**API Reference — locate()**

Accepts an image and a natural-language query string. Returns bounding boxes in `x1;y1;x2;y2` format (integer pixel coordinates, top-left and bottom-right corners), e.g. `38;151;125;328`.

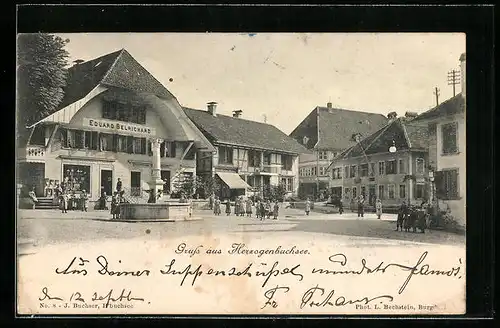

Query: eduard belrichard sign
83;118;156;136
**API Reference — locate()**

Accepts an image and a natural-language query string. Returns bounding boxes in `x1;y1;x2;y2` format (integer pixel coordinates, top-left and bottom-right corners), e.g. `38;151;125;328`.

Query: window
161;141;177;158
352;187;357;198
83;131;99;150
130;172;141;196
344;187;350;199
312;167;317;176
360;164;369;177
361;186;366;198
318;151;328;160
332;167;342;179
116;135;128;153
280;177;294;192
263;153;272;165
399;185;406;199
102;100;147;125
218;146;233;164
388;185;395;199
442;122;458;154
350;165;357;178
281;154;293;171
416;158;425;174
435;169;459;200
378;185;385;200
99;133;114;152
62;164;90;194
344;166;349;179
415;184;425;199
248;150;261;167
398;159;405;174
369;163;376;176
378;161;385;175
133;138;146;154
386;160;397;175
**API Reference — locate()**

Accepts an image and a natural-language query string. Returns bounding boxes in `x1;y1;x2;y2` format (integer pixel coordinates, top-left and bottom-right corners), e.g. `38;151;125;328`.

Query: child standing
111;192;118;219
259;201;266;221
225;199;231;216
81;190;89;212
305;198;311;216
375;198;383;220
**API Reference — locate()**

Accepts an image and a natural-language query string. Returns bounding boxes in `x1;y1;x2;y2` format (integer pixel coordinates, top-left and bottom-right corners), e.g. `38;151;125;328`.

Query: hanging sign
83;118;156;136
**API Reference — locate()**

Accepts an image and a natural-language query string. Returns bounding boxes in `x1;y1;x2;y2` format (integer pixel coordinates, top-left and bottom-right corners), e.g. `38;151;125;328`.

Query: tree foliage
263;184;288;202
17;33;70;142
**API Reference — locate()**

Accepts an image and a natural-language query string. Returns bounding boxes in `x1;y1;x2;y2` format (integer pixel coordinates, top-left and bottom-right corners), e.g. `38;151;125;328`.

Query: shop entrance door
100;170;113;196
160;170;170;194
130;172;141;196
368;185;376;206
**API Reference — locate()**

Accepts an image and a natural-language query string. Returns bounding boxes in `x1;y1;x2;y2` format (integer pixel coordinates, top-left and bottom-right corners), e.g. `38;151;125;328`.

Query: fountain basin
118;202;197;222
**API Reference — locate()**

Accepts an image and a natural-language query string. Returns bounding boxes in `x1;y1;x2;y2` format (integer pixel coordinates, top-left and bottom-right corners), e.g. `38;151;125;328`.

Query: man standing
116;178;122;193
357;194;365;218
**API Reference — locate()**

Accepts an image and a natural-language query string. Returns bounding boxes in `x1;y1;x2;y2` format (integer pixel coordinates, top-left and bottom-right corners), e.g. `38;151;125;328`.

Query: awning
216;172;251;190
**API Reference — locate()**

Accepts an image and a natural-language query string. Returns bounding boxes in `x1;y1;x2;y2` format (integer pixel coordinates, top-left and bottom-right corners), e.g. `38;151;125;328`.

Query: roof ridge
360;119;395;153
184;107;276;127
99;49;125;84
415;94;462;119
401;120;412;148
318;106;388;118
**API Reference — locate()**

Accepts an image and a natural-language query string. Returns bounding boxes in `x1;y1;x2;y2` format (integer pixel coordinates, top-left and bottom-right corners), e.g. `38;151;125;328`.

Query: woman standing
225;199;231;216
305;198;311;216
81;190;89;212
214;196;221;215
246;198;253;217
273;200;279;220
375;198;383;220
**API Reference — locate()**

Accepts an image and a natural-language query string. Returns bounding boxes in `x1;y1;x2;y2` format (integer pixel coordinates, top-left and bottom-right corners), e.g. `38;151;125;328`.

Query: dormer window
302;136;309;145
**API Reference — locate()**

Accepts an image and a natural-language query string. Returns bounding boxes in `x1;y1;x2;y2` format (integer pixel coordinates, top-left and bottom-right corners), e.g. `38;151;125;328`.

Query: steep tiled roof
316;107;389;150
54;49;175;113
184;108;310;154
412;95;465;121
339;118;428;159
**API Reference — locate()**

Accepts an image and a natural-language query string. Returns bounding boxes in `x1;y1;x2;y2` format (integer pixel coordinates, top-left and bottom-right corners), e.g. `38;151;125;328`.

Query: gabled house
411;53;466;227
289;103;388;199
328;114;429;208
184;104;308;200
17;49;214;204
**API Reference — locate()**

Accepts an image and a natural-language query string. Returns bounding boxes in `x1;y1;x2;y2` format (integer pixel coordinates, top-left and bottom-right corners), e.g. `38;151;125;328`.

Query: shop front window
62;164;91;194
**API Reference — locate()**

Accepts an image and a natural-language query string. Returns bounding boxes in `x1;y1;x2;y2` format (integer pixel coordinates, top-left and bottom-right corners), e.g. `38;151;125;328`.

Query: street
17;207;465;249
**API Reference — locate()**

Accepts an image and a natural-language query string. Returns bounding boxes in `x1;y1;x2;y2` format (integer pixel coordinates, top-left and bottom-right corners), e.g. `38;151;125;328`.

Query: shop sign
83;118;156;136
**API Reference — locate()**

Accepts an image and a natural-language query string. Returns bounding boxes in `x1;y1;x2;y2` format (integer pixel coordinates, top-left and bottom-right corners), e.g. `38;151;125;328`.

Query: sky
57;33;465;134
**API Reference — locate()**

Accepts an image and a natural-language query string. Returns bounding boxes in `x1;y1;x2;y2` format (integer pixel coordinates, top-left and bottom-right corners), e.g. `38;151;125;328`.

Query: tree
17;33;70;143
264;184;288;202
195;176;221;199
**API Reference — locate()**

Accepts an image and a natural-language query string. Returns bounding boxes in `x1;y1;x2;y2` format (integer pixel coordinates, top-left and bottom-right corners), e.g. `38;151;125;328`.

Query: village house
328;113;429;208
410;53;466;227
289;103;388;199
184;105;308;200
17;49;215;206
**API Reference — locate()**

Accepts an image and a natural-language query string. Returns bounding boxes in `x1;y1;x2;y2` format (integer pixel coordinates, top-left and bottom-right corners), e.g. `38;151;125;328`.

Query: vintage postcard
16;32;466;315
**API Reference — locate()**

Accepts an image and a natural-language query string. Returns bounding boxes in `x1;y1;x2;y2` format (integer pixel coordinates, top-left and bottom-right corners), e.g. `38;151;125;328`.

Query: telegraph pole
433;87;440;106
447;69;460;96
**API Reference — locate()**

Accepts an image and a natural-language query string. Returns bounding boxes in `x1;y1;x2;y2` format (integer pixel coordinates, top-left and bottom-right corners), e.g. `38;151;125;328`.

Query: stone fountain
118;138;196;222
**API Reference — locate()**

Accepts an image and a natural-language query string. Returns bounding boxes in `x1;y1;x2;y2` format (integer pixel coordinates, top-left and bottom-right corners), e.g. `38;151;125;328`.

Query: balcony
262;164;281;174
18;146;46;163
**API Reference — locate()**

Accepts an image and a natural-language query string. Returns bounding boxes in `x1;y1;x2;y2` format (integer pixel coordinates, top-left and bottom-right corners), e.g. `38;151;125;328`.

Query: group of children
58;190;90;213
211;196;280;220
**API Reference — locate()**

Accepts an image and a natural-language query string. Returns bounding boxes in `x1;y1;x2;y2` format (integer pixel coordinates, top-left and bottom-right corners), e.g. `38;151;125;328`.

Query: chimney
327;102;332;109
232;110;243;118
207;102;218;117
459;53;466;97
404;111;418;120
387;111;398;121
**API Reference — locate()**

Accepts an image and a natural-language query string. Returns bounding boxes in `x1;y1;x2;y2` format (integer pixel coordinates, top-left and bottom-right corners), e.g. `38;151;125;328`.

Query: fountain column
148;138;164;203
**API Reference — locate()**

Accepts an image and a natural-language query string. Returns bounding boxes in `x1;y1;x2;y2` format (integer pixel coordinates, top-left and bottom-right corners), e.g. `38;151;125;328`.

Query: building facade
184;105;307;200
328;116;429;208
17;49;215;203
411;53;466;227
289;103;388;199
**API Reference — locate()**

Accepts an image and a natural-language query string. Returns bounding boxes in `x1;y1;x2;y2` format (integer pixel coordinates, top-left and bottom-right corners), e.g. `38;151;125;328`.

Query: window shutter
127;136;134;154
112;134;117;152
160;141;166;158
171;142;177;158
147;140;152;156
451;170;459;198
91;132;98;150
434;171;445;199
141;138;146;155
